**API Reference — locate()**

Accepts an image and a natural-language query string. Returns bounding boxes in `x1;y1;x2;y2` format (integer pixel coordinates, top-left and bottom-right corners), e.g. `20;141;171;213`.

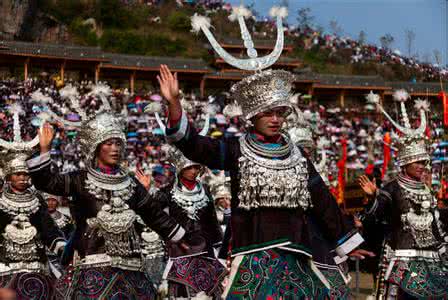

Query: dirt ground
349;272;375;299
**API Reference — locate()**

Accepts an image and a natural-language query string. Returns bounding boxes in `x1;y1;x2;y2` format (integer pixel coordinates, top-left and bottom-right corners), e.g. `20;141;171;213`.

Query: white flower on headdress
191;13;211;33
317;137;330;149
30;89;53;104
59;84;80;99
88;82;112;97
289;93;301;105
8;103;24;115
223;103;243;118
205;103;219;117
365;91;380;104
269;6;288;18
36;112;52;122
393;89;410;102
229;5;252;22
144;102;163;114
414;98;430;111
180;98;193;113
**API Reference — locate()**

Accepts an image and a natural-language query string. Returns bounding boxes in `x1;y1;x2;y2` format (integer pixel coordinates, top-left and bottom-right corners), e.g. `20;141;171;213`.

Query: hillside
0;0;445;82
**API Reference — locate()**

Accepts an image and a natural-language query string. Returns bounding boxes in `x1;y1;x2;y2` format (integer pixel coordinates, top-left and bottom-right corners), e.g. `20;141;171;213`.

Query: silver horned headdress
191;6;287;71
191;5;293;120
0;104;40;176
366;90;429;167
33;83;126;163
161;144;201;174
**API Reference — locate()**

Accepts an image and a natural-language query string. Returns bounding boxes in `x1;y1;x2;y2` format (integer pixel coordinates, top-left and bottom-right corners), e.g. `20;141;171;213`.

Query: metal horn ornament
191;5;288;71
0;103;39;151
366;90;426;137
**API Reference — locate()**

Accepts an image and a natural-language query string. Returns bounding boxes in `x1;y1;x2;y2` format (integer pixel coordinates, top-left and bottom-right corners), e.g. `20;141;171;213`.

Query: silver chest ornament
0;189;41;262
171;183;210;220
51;211;70;229
238;135;312;210
85;167;141;257
399;182;438;248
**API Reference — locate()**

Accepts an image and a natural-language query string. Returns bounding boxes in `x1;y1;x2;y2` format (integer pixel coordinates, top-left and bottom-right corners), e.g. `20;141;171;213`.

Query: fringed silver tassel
238;157;312;210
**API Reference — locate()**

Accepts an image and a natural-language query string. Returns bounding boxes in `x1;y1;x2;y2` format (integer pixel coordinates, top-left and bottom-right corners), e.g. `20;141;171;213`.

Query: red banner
438;91;448;127
382;132;391;179
336;138;347;204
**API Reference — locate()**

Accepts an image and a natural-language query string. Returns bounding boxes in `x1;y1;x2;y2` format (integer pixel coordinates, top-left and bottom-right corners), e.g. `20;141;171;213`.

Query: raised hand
38;122;55;154
358;175;377;196
158;64;179;104
135;167;151;191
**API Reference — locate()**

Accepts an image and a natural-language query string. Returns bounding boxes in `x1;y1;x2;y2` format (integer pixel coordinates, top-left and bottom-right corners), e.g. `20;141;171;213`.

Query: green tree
296;7;314;31
167;11;191;32
69;18;98;46
379;33;394;49
95;0;135;29
358;30;367;45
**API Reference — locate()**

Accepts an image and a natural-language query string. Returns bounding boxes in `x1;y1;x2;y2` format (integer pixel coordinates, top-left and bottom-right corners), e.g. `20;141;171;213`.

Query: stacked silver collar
85;166;141;258
0;186;40;216
238;134;312;210
0;186;41;263
85;166;136;203
171;182;210;220
398;175;439;248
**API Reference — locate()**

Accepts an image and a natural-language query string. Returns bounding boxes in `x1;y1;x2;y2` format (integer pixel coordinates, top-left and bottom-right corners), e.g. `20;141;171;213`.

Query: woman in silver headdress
138;144;225;298
358;91;448;299
26;84;190;299
0;104;66;300
154;61;372;299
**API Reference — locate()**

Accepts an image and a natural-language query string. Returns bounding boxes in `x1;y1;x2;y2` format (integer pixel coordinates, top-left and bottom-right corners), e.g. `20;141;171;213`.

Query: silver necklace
85;166;136;203
171;182;210;220
238;134;312;210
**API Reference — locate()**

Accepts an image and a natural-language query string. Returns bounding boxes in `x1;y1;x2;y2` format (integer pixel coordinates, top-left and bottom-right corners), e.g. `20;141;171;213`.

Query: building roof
296;73;386;87
0;40;106;61
385;81;446;94
101;53;211;72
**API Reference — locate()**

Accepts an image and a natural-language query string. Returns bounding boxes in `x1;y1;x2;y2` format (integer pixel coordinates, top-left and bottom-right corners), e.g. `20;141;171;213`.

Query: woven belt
77;253;142;272
0;261;47;276
394;249;440;259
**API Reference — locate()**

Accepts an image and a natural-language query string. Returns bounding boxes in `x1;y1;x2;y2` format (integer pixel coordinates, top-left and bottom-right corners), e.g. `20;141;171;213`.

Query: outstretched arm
27;123;75;196
155;65;239;171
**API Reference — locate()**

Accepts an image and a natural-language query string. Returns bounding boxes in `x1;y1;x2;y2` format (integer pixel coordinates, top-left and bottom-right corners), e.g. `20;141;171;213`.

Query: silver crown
79;111;126;163
0;104;40;176
0;151;30;176
32;83;126;164
366;90;429;167
231;69;295;120
161;145;201;174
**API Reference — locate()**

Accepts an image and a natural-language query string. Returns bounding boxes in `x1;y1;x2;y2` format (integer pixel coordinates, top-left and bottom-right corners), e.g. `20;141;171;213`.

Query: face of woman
253;107;290;137
404;160;427;181
9;172;30;192
97;138;123;167
180;165;201;181
47;198;59;213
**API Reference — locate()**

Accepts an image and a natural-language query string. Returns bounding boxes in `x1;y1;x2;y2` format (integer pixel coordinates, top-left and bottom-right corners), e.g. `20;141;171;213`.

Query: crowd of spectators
0;76;447;196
